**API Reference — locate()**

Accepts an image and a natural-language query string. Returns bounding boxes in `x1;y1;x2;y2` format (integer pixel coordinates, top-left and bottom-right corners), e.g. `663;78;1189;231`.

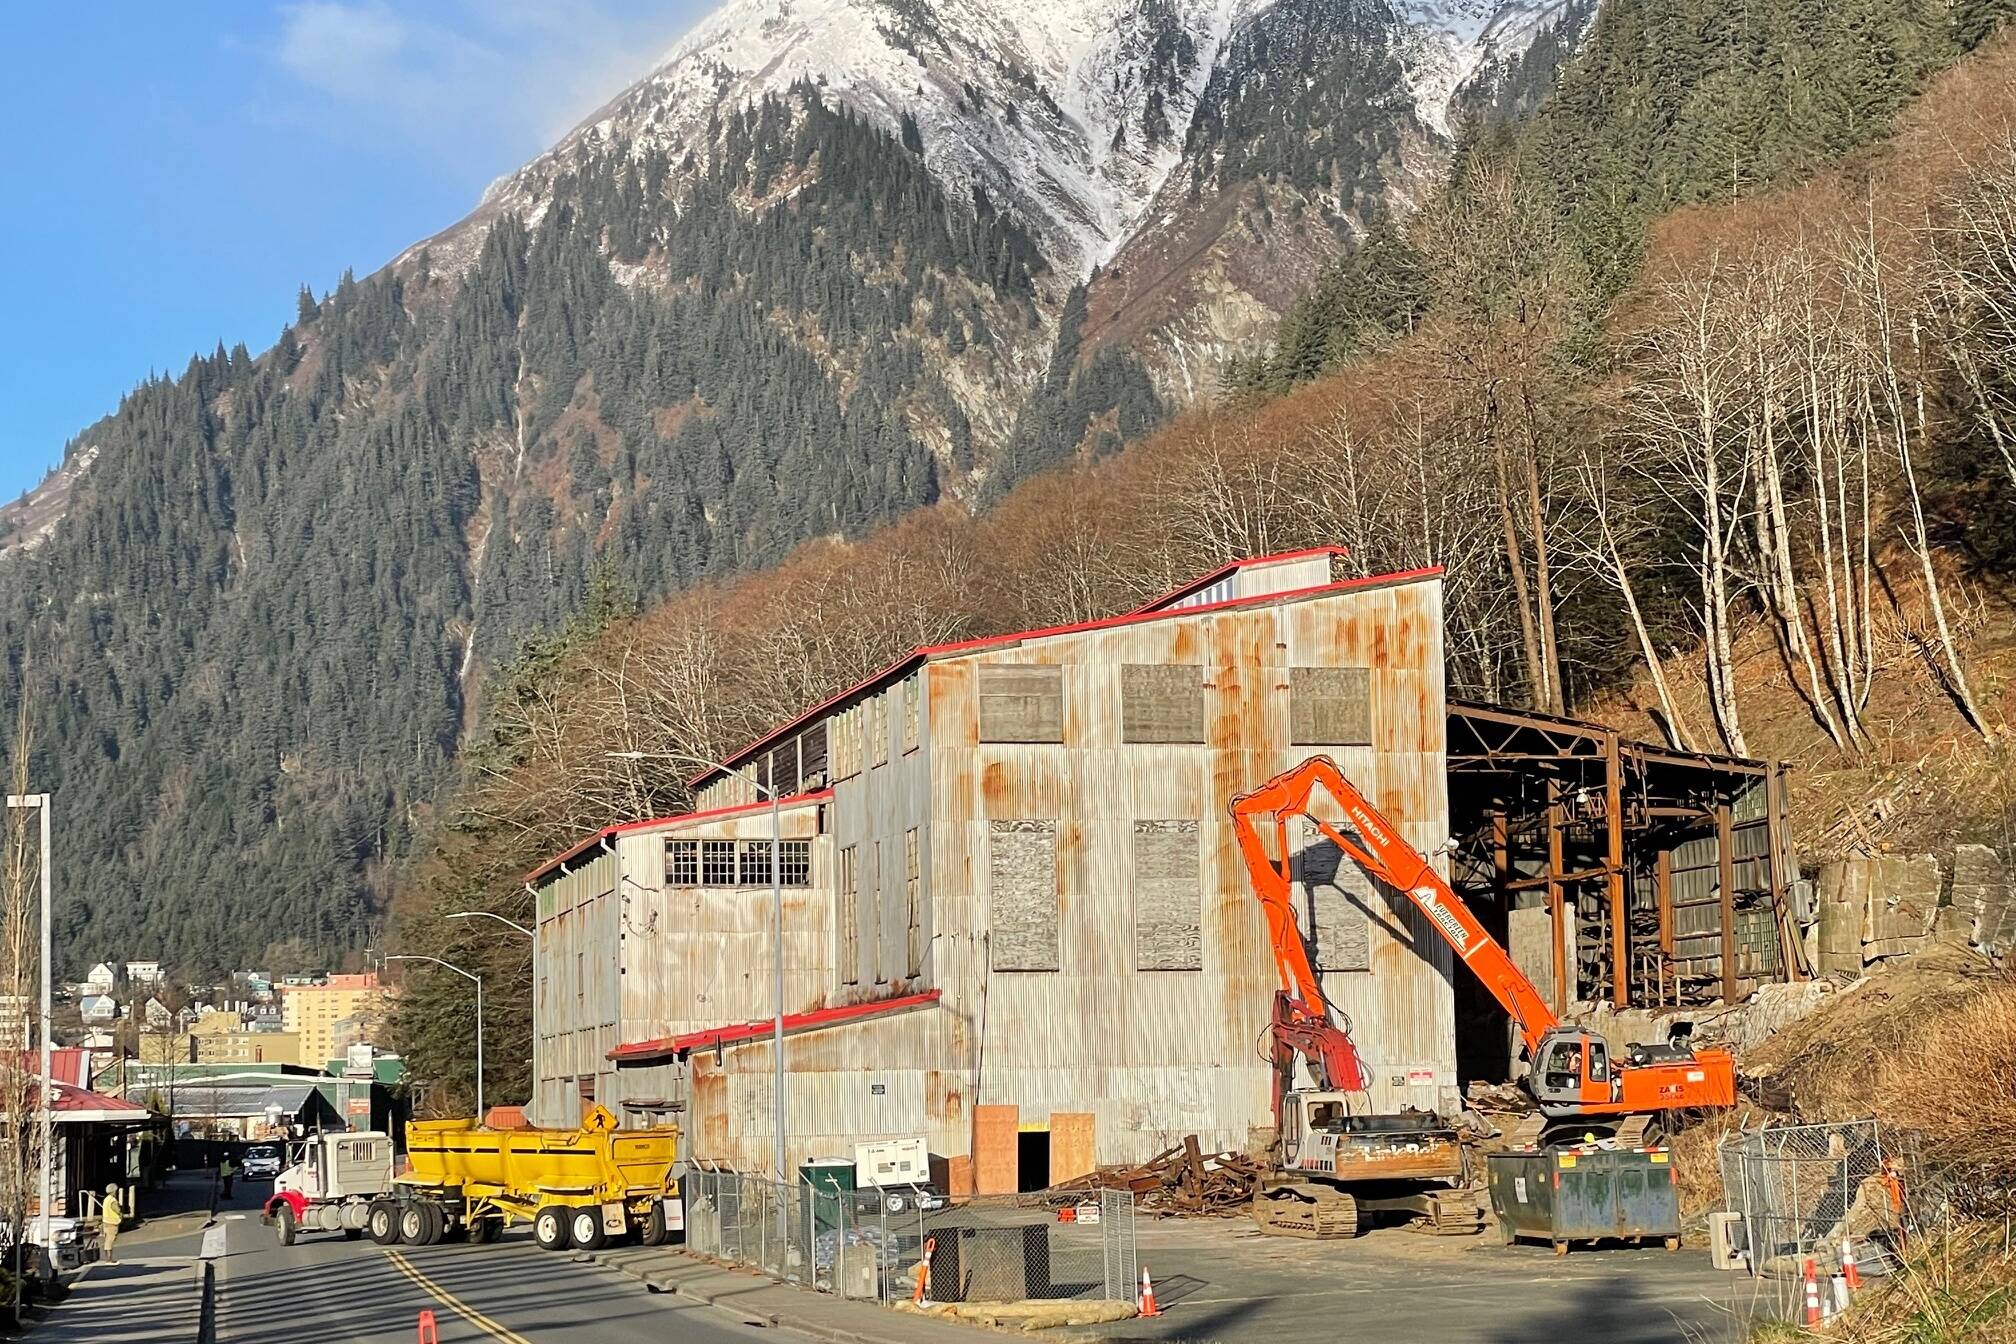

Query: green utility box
1486;1148;1682;1254
800;1158;857;1233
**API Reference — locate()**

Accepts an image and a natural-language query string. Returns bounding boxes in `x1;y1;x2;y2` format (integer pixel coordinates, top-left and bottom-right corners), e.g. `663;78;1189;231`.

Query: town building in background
279;973;386;1070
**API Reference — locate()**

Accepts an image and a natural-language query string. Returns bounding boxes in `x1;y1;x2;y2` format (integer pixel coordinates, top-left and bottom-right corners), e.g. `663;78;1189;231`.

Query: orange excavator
1230;756;1737;1236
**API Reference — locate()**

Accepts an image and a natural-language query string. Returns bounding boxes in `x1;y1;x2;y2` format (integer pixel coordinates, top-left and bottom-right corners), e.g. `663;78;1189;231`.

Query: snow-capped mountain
477;0;1560;282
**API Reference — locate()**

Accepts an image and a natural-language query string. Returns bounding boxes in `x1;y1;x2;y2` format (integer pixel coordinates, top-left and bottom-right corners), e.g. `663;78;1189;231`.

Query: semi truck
263;1105;684;1252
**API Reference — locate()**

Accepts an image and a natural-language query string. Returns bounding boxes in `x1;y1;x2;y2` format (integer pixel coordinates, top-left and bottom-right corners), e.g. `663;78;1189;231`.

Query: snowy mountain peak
480;0;1564;279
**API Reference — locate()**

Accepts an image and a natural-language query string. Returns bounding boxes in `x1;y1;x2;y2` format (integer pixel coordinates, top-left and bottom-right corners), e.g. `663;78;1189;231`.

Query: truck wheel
398;1203;438;1246
569;1207;608;1252
641;1202;669;1247
275;1202;297;1247
534;1205;571;1252
367;1200;399;1245
468;1216;500;1245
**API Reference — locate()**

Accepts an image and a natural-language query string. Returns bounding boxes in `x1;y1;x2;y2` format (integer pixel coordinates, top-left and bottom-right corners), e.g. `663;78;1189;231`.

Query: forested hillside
392;22;2016;1109
0;87;1154;977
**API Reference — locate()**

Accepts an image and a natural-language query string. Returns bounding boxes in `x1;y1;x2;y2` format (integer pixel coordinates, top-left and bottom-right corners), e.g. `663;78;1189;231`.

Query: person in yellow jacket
100;1184;123;1262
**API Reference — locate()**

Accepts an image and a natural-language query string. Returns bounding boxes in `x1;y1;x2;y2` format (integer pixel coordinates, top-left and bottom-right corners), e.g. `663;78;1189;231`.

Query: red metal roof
1125;545;1354;616
687;563;1445;790
11;1048;88;1088
29;1078;150;1124
608;989;942;1064
523;789;835;887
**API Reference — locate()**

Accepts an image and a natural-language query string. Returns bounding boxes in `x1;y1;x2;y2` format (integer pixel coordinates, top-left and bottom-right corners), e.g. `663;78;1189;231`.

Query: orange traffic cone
417;1309;440;1344
912;1235;937;1306
1138;1265;1162;1318
1842;1236;1863;1293
1802;1258;1822;1328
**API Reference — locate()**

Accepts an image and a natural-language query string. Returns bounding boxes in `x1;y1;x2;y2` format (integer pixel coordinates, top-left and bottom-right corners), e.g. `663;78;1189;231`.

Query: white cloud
267;1;713;164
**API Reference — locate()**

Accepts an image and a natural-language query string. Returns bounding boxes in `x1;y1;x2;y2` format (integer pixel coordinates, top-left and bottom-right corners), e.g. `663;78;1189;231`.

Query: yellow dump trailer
374;1105;684;1253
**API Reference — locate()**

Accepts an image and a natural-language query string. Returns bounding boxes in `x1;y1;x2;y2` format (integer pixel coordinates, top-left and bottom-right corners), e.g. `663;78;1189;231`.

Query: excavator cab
1528;1027;1620;1115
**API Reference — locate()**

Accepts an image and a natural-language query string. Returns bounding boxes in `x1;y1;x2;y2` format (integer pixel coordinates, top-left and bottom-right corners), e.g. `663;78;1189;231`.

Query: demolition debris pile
1057;1137;1265;1216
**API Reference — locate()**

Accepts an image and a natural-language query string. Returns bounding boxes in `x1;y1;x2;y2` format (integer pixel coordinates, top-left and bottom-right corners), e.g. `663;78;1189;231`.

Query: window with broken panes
701;840;739;885
666;838;811;888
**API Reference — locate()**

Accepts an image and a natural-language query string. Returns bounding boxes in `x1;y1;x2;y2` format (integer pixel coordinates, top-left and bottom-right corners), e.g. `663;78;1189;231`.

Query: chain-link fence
683;1169;1137;1306
1715;1119;1906;1321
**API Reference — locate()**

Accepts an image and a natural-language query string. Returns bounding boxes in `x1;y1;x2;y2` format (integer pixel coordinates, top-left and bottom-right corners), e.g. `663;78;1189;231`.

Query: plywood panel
974;1104;1019;1195
1122;664;1206;742
990;820;1059;970
1290;666;1373;745
1050;1112;1097;1183
1135;820;1203;970
978;665;1063;742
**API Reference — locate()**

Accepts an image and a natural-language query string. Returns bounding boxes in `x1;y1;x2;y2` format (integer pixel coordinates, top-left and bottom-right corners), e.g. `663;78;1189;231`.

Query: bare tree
0;694;41;1315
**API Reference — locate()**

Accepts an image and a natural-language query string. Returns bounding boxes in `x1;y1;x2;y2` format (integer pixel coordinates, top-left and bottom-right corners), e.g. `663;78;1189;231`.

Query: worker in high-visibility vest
100;1185;124;1262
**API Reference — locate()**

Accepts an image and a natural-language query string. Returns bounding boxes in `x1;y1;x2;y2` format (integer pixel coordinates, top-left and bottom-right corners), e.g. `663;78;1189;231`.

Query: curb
579;1250;928;1344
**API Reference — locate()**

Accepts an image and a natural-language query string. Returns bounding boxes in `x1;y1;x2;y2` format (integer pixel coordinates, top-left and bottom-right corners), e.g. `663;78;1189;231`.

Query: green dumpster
800;1158;856;1233
1487;1148;1682;1254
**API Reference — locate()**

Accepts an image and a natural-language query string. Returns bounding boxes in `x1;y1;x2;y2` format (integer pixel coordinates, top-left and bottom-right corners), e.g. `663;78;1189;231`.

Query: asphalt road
133;1180;779;1344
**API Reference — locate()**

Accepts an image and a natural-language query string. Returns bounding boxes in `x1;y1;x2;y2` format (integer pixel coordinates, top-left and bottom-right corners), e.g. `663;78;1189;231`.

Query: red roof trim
688;564;1444;790
1126;545;1354;616
608;989;942;1063
522;789;835;886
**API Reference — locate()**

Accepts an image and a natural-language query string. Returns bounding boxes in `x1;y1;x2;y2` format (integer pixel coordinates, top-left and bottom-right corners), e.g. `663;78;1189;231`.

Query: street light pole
385;955;484;1121
445;911;533;1123
607;749;786;1179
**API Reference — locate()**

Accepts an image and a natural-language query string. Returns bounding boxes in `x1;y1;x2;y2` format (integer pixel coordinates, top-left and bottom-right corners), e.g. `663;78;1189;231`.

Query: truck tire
534;1205;571;1252
641;1202;670;1247
468;1215;501;1245
398;1202;444;1246
275;1202;297;1247
569;1207;608;1252
367;1200;399;1245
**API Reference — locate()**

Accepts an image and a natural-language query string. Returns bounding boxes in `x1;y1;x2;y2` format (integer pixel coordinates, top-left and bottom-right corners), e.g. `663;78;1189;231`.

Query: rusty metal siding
831;675;934;995
531;847;619;1127
926;575;1453;1162
570;573;1449;1168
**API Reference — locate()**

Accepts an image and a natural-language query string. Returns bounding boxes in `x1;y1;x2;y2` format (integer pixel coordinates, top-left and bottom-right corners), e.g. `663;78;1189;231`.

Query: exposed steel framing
1447;700;1796;1011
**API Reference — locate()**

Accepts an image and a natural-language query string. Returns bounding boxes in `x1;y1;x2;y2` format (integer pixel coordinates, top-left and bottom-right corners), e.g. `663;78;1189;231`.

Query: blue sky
0;2;716;501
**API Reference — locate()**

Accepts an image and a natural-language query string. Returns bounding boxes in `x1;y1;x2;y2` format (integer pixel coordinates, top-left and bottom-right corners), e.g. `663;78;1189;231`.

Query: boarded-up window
1134;820;1202;970
871;840;885;983
838;846;859;985
1122;664;1205;743
978;665;1063;743
905;827;923;975
800;721;829;784
989;820;1058;970
1296;836;1372;972
1290;667;1373;745
902;676;920;753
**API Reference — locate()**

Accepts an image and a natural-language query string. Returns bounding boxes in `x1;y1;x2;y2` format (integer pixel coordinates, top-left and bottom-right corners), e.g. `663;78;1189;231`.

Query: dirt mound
1745;945;2003;1119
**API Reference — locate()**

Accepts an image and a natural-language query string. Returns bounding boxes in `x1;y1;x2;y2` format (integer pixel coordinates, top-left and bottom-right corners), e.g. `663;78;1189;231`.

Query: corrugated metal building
529;549;1458;1191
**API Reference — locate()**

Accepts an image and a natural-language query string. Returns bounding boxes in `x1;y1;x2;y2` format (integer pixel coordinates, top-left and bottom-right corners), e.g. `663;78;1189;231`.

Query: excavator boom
1230;755;1737;1126
1232;756;1558;1055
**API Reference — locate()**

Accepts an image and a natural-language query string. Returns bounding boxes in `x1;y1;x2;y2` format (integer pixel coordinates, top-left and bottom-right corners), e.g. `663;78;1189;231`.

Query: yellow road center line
385;1248;535;1344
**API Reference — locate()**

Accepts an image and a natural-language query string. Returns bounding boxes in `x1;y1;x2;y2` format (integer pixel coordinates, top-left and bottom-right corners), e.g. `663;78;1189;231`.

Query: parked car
243;1145;283;1180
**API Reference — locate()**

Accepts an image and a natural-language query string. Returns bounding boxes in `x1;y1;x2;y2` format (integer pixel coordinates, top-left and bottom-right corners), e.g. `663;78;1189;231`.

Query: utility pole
4;795;51;1267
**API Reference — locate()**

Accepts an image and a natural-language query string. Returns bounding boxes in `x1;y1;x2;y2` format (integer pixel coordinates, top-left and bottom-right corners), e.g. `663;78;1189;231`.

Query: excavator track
1408;1190;1486;1236
1614;1113;1658;1148
1253;1189;1360;1240
1505;1113;1549;1149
